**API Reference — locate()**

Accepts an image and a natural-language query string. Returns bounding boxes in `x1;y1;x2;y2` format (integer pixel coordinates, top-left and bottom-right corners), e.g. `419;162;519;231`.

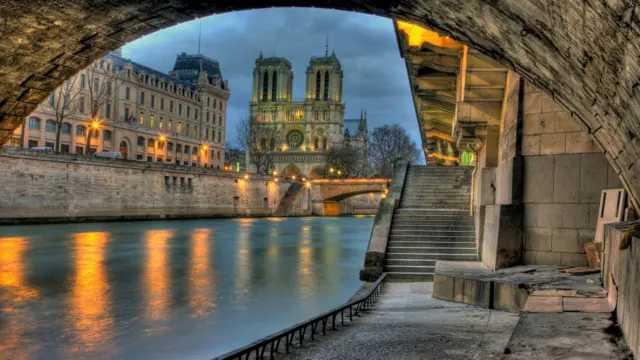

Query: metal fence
213;273;387;360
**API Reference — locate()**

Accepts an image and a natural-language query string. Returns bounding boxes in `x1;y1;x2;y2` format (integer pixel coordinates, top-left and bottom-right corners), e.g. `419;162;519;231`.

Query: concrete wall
520;84;622;266
0;152;301;222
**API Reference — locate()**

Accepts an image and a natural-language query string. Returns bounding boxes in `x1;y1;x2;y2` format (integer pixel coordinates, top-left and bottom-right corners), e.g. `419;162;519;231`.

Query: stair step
386;253;478;261
387;241;476;247
388;236;476;242
387;246;477;254
384;272;434;282
384;265;434;273
391;223;475;228
390;229;475;235
385;259;437;266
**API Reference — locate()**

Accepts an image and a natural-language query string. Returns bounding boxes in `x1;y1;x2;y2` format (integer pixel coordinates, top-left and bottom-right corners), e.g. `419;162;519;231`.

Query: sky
121;8;421;153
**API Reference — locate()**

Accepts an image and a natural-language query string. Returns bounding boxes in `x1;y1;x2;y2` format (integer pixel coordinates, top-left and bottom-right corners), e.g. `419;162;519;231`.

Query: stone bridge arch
323;189;385;202
1;1;640;204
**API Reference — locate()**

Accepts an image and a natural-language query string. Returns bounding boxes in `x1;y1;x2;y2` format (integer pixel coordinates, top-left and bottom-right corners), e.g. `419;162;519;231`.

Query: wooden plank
557;267;601;275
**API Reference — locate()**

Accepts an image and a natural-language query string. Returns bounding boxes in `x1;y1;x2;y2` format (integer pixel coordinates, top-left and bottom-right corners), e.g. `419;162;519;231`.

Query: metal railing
213;273;387;360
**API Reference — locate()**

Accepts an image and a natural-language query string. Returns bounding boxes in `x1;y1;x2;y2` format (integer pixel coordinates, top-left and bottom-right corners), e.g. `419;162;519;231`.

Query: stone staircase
273;182;304;216
385;165;478;281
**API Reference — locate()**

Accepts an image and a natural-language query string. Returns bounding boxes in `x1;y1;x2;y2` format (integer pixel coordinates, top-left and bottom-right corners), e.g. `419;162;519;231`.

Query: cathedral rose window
286;130;304;148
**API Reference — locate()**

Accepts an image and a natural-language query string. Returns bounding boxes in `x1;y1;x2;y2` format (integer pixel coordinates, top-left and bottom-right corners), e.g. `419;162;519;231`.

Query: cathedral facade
248;51;367;178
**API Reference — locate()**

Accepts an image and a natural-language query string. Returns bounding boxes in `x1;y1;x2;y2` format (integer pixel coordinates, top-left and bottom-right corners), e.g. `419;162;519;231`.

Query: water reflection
298;225;315;299
143;229;173;324
189;228;216;318
66;232;113;355
0;237;39;360
235;225;251;303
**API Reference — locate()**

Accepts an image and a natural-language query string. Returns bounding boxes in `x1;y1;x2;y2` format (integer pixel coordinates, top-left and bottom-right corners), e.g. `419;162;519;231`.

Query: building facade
248;50;367;178
6;51;230;169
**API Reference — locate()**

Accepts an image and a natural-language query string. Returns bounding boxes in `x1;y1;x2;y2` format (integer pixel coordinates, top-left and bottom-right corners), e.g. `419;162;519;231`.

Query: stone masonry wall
521;84;623;266
0;153;296;221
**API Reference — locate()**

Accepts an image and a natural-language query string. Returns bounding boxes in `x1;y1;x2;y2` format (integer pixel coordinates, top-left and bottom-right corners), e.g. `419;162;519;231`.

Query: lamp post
86;119;100;155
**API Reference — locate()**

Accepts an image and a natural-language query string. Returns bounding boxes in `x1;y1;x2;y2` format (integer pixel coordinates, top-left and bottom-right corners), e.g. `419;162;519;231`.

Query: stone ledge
433;261;607;313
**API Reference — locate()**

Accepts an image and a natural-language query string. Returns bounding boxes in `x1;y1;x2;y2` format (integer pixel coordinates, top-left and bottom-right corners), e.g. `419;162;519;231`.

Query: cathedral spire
325;34;329;57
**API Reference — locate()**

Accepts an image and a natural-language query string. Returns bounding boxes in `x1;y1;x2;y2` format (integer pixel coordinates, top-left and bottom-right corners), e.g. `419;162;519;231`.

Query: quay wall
0;152;308;223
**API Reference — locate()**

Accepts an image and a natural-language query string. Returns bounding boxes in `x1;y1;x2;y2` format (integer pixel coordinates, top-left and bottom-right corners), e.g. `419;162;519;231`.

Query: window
157;141;164;150
148;138;154;148
192;147;197;155
45;142;54;149
219;101;222;110
178;104;182;115
188;178;192;187
192;126;197;138
106;82;112;96
167;142;174;151
160;97;164;110
211;149;214;157
137;136;144;146
186;124;190;137
45;120;56;133
218;131;221;143
28;140;38;148
187;106;190;118
214;99;217;108
195;109;198;120
147;156;153;162
207;97;210;106
176;144;182;153
170;101;174;113
206;112;210;122
149;115;155;128
159;117;164;130
323;137;328;150
105;103;111;118
210;131;214;141
150;95;155;108
137;154;143;160
61;123;72;134
28;117;40;129
76;125;86;136
272;71;277;101
60;144;70;153
92;129;99;138
165;176;170;186
103;130;112;141
217;151;221;160
205;128;209;139
79;97;85;113
184;145;190;154
315;71;321;100
93;78;99;93
124;107;130;122
75;146;84;154
80;74;86;89
324;70;329;100
49;93;55;106
177;122;182;135
262;71;268;101
139;112;144;126
140;91;145;105
168;119;173;131
219;115;222;126
125;87;130;100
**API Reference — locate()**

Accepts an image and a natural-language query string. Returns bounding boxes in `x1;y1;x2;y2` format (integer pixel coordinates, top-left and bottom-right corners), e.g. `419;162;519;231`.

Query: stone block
524;204;537;227
523;250;537;264
580;153;609;203
589;203;600;229
562;297;609;312
552;228;578;253
540;133;566;155
541;93;565;113
607;163;623;188
565;131;593;154
524;227;552;251
554;111;582;133
562;204;589;229
536;251;562;265
493;282;529;312
523;91;542;115
522;135;540;156
553;154;581;203
537;204;563;228
578;229;596;254
523;112;556;135
523;296;563;312
432;274;455;302
523;156;554;203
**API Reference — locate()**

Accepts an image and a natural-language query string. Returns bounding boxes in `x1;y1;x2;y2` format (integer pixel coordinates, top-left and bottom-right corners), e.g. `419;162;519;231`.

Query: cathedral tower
305;50;343;102
252;52;293;102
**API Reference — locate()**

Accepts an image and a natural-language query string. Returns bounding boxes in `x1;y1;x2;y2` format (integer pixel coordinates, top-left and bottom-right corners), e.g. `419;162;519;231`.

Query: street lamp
86;119;101;155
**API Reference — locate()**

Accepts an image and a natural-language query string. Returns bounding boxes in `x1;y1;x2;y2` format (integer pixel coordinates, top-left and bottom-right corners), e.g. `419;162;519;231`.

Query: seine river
0;216;373;360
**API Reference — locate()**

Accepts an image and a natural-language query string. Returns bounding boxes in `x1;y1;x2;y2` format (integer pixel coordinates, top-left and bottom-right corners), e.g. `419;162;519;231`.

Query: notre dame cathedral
248;49;368;178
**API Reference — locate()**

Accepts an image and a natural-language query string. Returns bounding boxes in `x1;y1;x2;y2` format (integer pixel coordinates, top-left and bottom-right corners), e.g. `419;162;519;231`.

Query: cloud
121;8;422;155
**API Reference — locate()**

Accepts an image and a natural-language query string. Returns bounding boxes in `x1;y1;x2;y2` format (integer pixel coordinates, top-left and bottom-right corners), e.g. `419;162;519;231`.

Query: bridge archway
0;1;639;204
281;163;303;179
322;190;384;216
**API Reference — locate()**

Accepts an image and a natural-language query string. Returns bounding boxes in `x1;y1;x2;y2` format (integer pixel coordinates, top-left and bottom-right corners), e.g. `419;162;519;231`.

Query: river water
0;216;373;360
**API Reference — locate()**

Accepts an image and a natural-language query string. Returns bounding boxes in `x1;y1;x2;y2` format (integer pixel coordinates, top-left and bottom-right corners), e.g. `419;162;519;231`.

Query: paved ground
281;282;520;360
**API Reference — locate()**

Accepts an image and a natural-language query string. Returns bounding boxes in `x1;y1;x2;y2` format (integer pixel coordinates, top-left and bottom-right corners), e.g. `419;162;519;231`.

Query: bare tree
84;61;121;154
46;75;82;152
368;124;422;177
325;141;370;178
237;117;281;175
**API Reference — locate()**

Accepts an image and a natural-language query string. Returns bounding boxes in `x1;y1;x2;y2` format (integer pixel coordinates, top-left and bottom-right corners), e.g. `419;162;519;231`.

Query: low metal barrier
213;273;387;360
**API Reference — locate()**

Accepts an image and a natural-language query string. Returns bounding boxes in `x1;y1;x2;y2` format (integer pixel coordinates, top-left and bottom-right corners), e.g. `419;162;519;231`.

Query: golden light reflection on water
67;232;113;354
0;237;39;360
235;228;251;301
298;225;316;298
143;229;173;322
189;228;216;318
